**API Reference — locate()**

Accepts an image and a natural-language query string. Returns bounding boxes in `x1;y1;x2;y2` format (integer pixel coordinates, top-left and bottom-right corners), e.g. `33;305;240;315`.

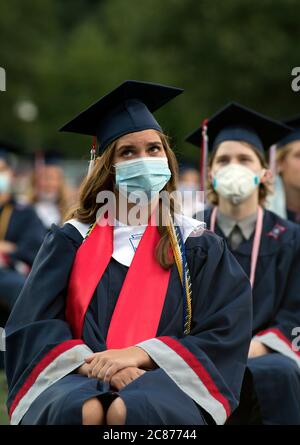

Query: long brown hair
206;141;273;206
65;131;179;269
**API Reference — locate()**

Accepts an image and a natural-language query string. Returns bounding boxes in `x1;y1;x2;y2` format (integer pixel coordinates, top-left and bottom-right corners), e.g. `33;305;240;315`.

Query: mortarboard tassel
87;136;97;176
200;119;208;200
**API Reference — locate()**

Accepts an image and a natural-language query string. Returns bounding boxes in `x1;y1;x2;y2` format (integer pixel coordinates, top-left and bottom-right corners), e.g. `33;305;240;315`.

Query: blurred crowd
0;148;88;336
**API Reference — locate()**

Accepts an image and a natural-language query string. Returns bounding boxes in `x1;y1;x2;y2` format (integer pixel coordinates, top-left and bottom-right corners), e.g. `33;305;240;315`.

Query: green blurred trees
1;0;300;163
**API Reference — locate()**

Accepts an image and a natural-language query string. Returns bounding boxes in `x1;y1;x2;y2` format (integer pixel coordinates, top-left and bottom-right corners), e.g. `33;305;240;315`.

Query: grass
0;371;9;425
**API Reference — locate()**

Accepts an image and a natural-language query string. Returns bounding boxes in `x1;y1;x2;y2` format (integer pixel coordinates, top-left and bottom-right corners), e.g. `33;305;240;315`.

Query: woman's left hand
85;346;155;381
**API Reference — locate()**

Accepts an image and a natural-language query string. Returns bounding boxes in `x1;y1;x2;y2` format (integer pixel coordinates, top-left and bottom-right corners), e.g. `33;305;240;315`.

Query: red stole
66;221;171;348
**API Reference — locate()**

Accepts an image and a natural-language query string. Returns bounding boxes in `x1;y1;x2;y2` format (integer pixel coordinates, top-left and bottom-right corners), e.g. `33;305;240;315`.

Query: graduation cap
42;149;64;166
30;149;65;175
277;115;300;147
178;161;199;175
185;102;291;153
60;80;183;154
185;102;291;190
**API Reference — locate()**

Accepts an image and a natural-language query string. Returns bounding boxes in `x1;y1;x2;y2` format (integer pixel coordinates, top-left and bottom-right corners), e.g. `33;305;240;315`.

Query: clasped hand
77;346;155;390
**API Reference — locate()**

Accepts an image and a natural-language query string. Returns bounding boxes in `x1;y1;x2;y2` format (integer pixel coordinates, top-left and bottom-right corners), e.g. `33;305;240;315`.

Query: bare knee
82;397;105;425
106;397;127;425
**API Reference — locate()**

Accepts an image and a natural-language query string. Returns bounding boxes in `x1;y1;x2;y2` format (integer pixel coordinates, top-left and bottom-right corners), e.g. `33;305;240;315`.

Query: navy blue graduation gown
204;208;300;424
5;222;252;425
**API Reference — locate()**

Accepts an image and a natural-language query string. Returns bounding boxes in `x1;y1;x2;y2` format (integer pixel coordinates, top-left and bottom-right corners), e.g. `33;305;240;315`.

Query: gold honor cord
166;217;192;335
84;221;96;241
0;203;13;240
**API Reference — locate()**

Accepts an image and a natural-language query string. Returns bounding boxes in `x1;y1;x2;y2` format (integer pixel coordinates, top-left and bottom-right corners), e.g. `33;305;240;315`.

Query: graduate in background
0;144;46;311
177;164;205;217
267;116;300;224
27;151;70;229
0;143;46;370
187;103;300;425
5;81;252;426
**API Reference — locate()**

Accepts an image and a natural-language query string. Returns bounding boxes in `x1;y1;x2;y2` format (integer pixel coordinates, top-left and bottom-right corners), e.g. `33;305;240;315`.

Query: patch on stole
266;223;287;240
129;232;144;252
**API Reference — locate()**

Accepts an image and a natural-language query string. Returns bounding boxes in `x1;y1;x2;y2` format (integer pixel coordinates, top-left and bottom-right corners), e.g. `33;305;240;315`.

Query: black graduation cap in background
185;102;291;153
277;114;300;147
60;80;183;153
30;149;65;174
42;149;64;166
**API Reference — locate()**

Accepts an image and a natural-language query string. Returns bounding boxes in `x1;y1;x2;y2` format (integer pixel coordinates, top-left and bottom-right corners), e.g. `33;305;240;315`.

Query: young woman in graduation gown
5;82;252;426
188;103;300;425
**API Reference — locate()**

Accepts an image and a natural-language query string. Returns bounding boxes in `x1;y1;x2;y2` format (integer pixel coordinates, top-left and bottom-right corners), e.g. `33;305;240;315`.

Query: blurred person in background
188;103;300;425
0;142;46;369
267;116;300;224
0;143;46;312
27;151;71;229
177;164;205;217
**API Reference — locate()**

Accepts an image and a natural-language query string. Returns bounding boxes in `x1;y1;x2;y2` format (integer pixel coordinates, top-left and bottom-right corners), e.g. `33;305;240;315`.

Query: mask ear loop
87;136;97;177
200;118;209;204
257;168;266;184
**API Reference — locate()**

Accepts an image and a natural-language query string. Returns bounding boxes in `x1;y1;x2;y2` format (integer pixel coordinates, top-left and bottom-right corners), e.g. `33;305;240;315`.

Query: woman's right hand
110;367;146;390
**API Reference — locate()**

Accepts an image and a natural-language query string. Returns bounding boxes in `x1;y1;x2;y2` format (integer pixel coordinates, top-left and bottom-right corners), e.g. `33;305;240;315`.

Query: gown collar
216;210;257;240
206;207;292;257
65;213;205;267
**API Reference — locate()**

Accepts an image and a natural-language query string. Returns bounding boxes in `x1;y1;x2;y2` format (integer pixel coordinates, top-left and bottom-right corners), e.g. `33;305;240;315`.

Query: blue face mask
114;157;171;201
0;173;11;194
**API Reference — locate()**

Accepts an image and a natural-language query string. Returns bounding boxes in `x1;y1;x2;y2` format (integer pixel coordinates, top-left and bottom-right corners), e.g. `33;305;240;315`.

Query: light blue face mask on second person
0;173;11;194
114;157;171;202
